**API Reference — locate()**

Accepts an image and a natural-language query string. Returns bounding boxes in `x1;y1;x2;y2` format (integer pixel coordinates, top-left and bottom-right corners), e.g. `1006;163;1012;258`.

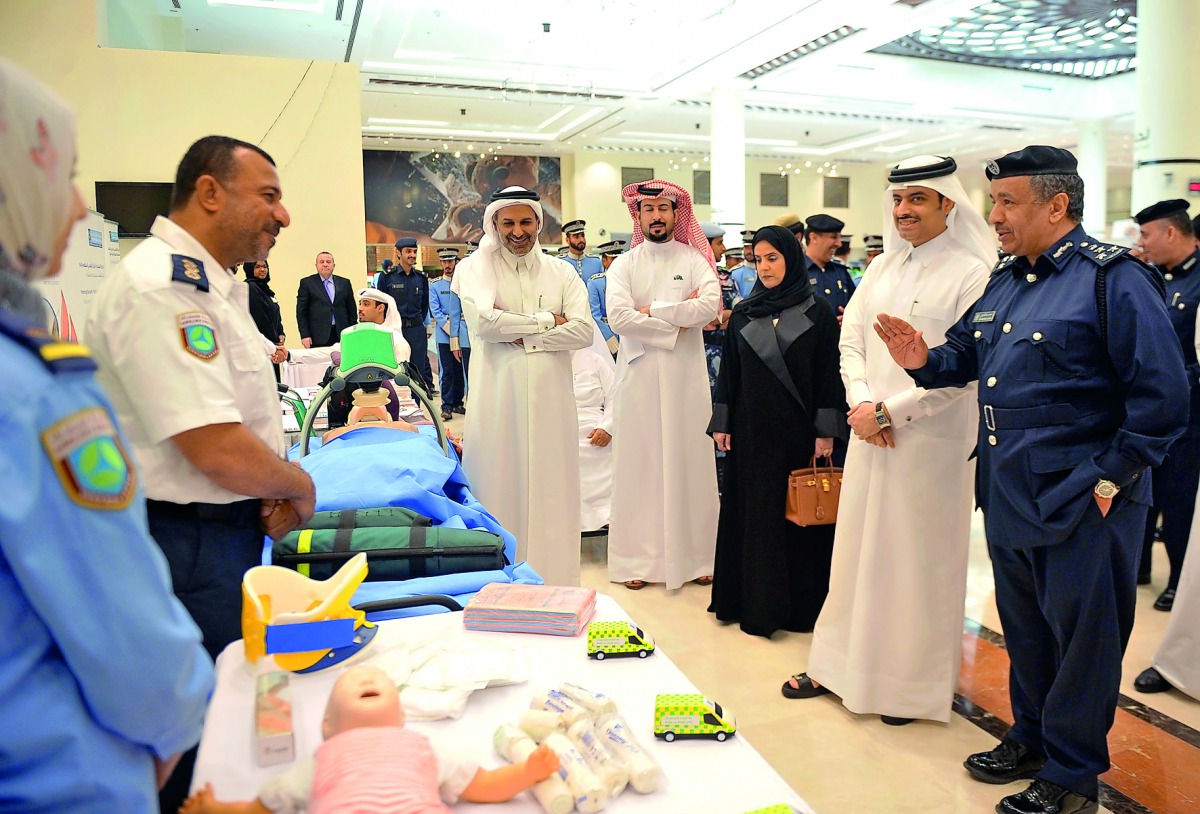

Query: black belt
980;403;1090;431
401;318;422;328
146;498;258;524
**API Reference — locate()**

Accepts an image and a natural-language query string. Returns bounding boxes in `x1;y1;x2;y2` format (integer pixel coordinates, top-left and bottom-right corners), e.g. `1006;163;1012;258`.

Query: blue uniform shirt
730;262;757;300
564;254;602;282
1160;247;1200;424
807;256;856;317
0;309;213;814
910;225;1189;550
376;266;430;323
586;271;614;341
429;277;470;348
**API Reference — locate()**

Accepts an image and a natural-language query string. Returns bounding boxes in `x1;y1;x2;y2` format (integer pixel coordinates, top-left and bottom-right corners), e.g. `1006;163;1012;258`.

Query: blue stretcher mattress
274;425;541;619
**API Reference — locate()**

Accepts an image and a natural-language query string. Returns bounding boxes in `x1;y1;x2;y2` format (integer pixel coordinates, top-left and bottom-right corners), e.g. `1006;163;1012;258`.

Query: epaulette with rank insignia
0;309;96;373
588;272;606;282
1076;240;1129;267
990;254;1016;277
171;254;209;292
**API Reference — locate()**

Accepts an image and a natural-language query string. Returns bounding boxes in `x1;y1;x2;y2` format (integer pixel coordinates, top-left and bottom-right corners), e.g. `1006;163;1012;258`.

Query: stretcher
274;326;541;621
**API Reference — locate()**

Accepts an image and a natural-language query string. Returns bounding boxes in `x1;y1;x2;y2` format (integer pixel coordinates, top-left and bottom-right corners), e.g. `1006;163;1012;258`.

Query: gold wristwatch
1094;479;1120;499
874;402;892;429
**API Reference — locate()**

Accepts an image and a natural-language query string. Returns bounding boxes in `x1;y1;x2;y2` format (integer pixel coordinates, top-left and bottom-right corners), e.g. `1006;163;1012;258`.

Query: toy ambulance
653;693;737;742
586;620;655;660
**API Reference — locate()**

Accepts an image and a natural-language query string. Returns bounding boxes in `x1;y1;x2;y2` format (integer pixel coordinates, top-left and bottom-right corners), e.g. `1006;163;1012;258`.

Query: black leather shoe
440;410;453;421
881;715;915;726
452;405;466;415
1154;588;1176;611
1134;666;1172;693
781;673;831;700
965;737;1046;784
996;779;1098;814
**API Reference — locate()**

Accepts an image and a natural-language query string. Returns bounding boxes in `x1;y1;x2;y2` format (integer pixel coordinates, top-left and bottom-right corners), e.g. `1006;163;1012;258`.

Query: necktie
324;277;335;302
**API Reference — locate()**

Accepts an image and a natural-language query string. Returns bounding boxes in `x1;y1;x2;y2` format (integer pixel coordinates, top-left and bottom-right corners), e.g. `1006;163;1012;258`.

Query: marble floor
577;513;1200;814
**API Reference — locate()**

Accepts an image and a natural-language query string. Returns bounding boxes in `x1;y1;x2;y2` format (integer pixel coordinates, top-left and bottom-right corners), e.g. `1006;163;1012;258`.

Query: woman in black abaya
707;225;846;637
243;260;285;381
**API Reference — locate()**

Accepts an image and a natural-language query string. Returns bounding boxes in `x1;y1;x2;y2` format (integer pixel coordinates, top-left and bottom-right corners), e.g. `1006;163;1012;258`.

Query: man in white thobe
606;180;721;590
786;155;996;724
573;330;617;533
450;187;593;585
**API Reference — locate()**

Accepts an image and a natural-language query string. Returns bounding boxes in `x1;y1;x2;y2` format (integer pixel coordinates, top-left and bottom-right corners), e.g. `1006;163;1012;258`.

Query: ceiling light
207;0;323;10
367;118;448;127
557;108;603;134
537;107;574;130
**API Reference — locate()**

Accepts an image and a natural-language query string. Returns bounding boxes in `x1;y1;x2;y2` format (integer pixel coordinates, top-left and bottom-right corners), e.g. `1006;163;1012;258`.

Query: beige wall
571;149;889;257
2;0;366;343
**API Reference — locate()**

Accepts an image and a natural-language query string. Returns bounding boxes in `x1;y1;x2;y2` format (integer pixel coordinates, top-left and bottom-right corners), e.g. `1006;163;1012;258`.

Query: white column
1076;119;1107;237
1132;0;1200;213
710;82;748;241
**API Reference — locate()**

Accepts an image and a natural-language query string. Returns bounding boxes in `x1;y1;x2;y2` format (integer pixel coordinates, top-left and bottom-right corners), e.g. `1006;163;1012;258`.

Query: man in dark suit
296;251;356;347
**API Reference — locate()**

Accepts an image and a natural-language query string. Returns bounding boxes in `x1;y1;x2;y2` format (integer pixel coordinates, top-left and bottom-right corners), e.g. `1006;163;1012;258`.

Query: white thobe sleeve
878;262;990;423
840;268;876;407
522;271;594;354
595;359;616;434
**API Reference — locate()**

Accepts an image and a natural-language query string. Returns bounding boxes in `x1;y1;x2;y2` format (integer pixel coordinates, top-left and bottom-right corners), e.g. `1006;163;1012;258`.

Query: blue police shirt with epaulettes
910;225;1189;550
587;271;614;341
807;256;856;317
0;308;212;813
376;266;429;323
565;254;602;283
429;277;470;348
1160;247;1200;424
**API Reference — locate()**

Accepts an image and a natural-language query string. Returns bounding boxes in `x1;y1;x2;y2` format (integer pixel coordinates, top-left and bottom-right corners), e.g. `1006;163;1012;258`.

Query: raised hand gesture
873;313;929;370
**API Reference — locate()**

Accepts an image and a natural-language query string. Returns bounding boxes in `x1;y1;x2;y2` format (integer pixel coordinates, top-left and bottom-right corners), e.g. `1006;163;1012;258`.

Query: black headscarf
242;260;275;298
736;225;814;319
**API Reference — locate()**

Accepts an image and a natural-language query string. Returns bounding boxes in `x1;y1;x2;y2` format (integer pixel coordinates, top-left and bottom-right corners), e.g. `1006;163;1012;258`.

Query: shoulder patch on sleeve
42;407;136;510
171;254;210;292
588;272;606;282
177;311;220;360
1077;241;1130;267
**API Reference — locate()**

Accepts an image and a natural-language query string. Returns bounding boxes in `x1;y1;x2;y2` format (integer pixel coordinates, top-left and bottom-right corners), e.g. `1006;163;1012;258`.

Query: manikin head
322;665;404;740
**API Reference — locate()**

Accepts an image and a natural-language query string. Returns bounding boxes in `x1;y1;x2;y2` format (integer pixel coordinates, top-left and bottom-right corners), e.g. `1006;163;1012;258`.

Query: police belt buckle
984;404;996;432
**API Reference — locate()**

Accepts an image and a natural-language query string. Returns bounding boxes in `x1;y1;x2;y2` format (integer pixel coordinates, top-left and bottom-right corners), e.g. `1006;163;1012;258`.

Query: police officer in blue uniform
561;219;603;281
377;236;434;391
876;146;1189;814
1132;199;1200;612
731;229;759;299
588;239;625;356
0;59;214;813
429;247;470;419
803;213;856;325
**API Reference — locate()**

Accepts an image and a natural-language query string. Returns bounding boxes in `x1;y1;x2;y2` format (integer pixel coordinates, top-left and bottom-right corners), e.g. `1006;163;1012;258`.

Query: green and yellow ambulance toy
586;620;655;660
653;693;737;741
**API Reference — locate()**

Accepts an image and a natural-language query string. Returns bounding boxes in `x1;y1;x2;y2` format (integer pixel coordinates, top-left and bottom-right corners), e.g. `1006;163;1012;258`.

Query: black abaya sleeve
708;313;742;435
812;310;848;440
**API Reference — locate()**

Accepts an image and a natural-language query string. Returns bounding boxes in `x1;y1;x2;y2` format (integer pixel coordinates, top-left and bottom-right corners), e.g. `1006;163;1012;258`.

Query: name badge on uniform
178;311;220;361
972;311;997;323
673;274;684;281
41;407;136;510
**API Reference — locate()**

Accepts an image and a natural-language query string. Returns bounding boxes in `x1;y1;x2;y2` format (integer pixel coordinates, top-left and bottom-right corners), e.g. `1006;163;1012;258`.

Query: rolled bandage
493;725;574;814
558;683;618;717
533;689;592;728
596;713;660;794
543;732;609;814
567;719;629;798
519;709;564;742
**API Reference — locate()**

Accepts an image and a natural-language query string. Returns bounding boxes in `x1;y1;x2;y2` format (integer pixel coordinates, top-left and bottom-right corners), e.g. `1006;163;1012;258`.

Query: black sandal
781;673;832;700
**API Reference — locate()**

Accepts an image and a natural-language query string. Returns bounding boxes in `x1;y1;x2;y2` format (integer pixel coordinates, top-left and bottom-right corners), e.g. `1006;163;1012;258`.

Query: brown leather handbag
786;455;843;527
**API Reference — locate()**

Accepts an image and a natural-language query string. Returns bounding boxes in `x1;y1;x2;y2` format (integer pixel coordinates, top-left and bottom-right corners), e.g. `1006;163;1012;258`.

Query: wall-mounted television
95;181;173;238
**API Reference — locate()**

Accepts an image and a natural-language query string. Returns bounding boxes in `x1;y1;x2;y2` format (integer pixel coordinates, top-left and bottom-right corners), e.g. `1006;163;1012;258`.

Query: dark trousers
990;497;1143;801
1139;428;1200;588
437;343;469;409
402;322;433;390
147;498;263;814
